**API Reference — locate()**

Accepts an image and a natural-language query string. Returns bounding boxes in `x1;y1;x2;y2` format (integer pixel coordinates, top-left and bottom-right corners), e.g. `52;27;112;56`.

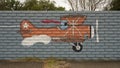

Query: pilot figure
59;20;68;30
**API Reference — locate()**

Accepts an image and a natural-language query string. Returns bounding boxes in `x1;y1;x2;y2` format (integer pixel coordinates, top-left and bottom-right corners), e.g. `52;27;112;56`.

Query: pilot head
59;20;68;30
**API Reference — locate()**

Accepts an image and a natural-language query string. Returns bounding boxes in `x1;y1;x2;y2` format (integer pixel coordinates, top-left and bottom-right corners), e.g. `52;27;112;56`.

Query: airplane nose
91;26;94;38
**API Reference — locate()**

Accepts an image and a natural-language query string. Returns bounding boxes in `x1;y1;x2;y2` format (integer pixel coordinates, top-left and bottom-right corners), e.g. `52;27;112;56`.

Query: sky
18;0;71;10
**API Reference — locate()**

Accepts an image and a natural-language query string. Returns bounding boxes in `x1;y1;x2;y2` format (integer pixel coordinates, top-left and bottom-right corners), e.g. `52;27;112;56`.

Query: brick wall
0;11;120;60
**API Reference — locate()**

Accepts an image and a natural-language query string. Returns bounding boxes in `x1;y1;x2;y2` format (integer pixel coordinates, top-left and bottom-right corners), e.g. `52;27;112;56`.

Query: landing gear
72;42;83;52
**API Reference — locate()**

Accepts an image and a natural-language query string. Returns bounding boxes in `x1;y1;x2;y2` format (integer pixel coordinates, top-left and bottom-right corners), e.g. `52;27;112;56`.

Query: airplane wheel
72;42;83;52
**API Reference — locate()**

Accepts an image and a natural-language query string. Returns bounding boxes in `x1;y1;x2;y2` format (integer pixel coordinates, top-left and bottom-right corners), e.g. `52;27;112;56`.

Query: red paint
42;19;60;24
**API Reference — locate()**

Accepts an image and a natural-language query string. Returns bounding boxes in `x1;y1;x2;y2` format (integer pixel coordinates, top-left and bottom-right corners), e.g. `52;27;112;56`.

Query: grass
12;57;42;62
11;57;70;68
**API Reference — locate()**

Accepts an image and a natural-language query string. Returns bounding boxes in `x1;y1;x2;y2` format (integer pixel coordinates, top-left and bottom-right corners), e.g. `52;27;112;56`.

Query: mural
20;15;97;52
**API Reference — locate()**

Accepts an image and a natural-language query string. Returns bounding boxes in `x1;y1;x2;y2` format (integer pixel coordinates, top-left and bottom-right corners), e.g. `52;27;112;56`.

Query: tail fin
20;20;35;30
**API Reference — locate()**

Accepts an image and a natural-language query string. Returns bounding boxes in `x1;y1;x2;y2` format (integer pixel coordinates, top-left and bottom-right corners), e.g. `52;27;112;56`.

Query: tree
68;0;111;11
56;7;65;11
22;0;65;11
0;0;65;11
0;0;7;10
109;0;120;10
0;0;23;10
22;0;39;10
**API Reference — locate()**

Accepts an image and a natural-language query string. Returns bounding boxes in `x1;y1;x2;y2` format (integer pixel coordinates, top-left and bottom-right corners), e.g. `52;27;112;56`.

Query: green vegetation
110;0;120;10
0;0;23;10
0;0;65;11
14;57;70;68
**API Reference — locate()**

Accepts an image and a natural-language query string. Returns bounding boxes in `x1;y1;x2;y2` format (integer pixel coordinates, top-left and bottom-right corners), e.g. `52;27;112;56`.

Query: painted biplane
20;15;99;52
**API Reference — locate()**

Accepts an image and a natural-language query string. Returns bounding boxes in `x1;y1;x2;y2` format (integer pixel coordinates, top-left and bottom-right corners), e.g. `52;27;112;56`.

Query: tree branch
68;0;74;11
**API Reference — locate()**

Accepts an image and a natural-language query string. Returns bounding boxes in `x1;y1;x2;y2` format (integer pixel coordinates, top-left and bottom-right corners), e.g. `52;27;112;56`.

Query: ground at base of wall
0;58;120;68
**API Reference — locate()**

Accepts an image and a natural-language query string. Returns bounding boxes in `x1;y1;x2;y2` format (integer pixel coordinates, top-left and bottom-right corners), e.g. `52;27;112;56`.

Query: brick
60;55;69;58
16;55;27;57
0;55;8;57
78;55;87;57
87;49;96;52
104;49;114;52
25;55;34;57
114;55;120;57
0;14;9;17
91;52;100;55
23;52;33;54
0;11;120;60
43;55;51;57
33;14;43;17
97;14;105;17
16;14;26;17
87;55;96;58
105;55;114;58
8;14;16;17
96;55;104;58
7;49;17;51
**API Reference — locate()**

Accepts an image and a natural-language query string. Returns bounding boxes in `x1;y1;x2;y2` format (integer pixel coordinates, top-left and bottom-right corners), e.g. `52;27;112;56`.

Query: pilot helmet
59;20;68;30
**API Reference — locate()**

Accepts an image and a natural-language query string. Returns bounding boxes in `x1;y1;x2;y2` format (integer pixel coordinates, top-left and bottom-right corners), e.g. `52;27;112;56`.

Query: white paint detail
64;17;82;37
91;26;94;38
21;35;51;47
0;25;19;27
76;45;80;50
72;20;75;36
96;20;99;42
52;37;60;40
23;22;29;29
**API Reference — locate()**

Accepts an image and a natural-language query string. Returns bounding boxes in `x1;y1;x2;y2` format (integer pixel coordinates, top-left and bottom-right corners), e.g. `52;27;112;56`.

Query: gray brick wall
0;11;120;60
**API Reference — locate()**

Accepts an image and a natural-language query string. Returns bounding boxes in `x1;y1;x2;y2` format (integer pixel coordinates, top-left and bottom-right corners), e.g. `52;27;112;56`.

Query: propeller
96;19;99;42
